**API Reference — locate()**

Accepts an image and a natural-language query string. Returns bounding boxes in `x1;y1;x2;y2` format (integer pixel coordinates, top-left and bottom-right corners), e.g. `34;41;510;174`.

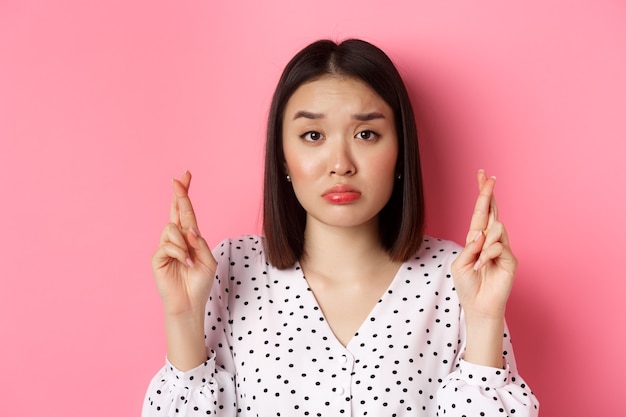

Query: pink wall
1;1;624;415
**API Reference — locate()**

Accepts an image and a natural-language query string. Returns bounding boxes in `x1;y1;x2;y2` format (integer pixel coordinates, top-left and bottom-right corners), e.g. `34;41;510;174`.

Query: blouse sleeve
436;317;540;416
142;239;238;417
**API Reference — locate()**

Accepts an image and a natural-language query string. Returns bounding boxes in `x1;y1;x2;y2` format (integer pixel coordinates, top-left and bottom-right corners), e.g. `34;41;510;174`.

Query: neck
300;216;395;283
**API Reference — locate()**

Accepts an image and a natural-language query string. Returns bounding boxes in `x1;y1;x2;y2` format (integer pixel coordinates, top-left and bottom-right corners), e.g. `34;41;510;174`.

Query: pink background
1;1;624;415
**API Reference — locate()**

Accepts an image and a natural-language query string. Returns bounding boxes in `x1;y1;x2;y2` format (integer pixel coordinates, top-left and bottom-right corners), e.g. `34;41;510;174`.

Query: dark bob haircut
263;39;425;269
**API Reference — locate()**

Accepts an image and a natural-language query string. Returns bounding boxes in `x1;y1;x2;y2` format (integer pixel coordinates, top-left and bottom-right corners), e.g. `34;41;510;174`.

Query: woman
143;39;539;416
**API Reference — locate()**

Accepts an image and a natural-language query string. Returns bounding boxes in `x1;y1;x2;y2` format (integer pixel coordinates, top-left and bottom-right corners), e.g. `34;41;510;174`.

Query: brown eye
356;130;379;141
301;131;323;142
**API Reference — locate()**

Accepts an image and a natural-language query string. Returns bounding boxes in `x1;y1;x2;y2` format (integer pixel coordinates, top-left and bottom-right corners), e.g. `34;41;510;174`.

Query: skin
151;171;217;370
282;76;398;231
151;77;516;371
282;76;403;346
452;170;517;367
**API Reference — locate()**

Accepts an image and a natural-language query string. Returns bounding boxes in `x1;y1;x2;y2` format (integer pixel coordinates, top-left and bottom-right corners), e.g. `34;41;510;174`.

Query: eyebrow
292;111;386;121
292;111;324;120
352;112;386;122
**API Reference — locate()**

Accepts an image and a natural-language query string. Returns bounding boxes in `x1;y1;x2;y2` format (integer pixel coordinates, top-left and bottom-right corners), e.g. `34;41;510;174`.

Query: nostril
331;168;354;176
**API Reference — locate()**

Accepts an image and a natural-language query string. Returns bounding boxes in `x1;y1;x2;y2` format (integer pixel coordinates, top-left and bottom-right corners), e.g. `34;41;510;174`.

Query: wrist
164;313;207;371
464;315;505;368
164;308;206;324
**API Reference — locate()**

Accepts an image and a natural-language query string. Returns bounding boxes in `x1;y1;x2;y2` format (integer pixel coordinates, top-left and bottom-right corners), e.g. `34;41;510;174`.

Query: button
336;387;345;395
338;355;348;364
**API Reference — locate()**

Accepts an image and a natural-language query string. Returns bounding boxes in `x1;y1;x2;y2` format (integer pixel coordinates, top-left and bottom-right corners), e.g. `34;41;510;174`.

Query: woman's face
282;75;398;230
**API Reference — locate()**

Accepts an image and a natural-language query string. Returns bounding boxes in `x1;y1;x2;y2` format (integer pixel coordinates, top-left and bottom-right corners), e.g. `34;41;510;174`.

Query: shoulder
210;235;299;300
212;234;267;261
419;235;463;255
211;235;269;273
210;235;271;295
404;236;463;269
395;236;462;295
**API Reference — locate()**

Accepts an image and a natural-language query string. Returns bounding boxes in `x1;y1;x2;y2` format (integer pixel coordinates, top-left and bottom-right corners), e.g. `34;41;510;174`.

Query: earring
396;173;402;180
286;174;291;182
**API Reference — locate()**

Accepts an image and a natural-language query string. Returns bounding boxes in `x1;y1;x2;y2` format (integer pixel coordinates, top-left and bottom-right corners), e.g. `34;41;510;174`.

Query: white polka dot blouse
143;235;539;416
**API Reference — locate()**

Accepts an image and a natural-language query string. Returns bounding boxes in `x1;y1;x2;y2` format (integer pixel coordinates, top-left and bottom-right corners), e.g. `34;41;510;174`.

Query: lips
322;184;362;203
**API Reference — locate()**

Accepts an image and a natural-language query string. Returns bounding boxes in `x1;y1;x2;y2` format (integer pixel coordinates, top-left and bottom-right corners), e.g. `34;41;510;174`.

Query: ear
395;162;403;179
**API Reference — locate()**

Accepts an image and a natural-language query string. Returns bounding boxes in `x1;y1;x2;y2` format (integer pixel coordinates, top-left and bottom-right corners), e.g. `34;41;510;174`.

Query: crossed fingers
466;169;498;245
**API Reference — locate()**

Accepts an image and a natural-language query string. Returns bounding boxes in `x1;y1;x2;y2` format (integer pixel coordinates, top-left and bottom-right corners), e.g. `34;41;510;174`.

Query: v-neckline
294;261;405;350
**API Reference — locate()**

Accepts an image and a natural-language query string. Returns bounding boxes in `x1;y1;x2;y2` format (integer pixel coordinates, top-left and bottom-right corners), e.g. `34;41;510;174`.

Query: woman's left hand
451;170;517;322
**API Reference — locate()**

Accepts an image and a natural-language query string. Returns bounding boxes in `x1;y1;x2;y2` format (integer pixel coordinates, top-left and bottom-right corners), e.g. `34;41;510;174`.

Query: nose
329;138;356;176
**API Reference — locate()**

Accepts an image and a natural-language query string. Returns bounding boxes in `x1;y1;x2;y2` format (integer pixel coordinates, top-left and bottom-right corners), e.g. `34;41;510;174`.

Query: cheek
370;146;399;177
284;155;320;207
284;149;321;181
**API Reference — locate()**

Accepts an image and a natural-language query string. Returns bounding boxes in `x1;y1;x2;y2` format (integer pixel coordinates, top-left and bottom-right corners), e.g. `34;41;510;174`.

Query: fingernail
186;257;194;268
473;259;482;270
473;231;483;242
189;226;198;237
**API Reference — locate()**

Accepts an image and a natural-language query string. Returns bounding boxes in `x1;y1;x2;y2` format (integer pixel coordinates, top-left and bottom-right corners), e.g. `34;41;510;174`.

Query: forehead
285;76;391;114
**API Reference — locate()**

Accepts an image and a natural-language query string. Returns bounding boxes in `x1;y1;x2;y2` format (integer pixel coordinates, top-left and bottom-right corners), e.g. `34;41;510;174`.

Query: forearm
463;315;505;368
164;312;207;371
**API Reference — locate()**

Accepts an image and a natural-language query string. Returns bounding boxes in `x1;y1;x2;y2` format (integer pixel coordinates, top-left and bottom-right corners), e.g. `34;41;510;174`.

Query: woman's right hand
151;171;217;318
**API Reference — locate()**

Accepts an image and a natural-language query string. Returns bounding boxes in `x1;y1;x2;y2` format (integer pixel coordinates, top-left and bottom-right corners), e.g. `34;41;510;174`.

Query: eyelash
299;130;381;142
356;130;380;141
300;131;323;142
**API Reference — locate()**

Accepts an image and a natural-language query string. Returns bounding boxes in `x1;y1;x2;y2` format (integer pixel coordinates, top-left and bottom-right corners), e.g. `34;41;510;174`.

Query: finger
160;222;190;253
180;170;192;188
152;242;194;269
156;223;193;267
478;169;500;227
170;171;192;225
455;230;486;271
465;174;496;244
489;196;498;229
477;168;489;190
473;242;504;270
473;230;517;272
187;227;217;270
482;221;508;249
173;177;200;234
169;192;178;225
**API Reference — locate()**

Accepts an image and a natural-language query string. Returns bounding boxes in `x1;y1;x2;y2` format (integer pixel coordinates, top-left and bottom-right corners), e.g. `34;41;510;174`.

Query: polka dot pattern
143;235;539;416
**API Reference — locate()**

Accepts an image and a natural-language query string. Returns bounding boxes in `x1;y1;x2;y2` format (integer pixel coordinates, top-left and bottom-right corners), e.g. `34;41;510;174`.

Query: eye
300;131;324;142
356;130;380;141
